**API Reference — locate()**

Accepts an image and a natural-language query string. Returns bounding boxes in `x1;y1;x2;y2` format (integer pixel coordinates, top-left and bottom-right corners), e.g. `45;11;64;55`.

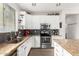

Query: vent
48;13;60;15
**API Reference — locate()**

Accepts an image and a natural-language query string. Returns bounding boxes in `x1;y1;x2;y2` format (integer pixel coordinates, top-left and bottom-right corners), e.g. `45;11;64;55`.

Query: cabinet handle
24;47;27;50
56;48;59;53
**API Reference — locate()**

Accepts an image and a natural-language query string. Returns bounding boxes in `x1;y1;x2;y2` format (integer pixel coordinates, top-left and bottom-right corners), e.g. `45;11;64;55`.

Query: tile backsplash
0;32;16;43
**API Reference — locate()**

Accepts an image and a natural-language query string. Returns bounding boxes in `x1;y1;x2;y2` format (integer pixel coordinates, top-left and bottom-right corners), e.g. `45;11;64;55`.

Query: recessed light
32;3;36;6
56;3;61;6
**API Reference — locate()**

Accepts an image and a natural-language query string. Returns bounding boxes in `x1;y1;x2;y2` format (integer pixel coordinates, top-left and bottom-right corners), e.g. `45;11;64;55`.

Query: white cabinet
32;36;40;48
32;16;40;29
17;37;32;56
51;39;54;47
0;3;3;32
19;11;27;29
25;15;32;29
25;15;59;29
63;48;72;56
39;15;60;29
19;11;33;29
54;42;63;56
50;16;59;29
17;42;26;56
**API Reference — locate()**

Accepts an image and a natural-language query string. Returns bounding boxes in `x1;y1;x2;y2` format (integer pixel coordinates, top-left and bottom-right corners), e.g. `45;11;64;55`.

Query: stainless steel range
40;23;51;48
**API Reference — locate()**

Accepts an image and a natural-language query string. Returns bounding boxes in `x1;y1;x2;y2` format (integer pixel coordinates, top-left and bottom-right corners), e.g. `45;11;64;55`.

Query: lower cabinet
32;36;40;48
63;48;72;56
17;37;32;56
54;42;63;56
51;39;54;47
17;36;40;56
54;41;72;56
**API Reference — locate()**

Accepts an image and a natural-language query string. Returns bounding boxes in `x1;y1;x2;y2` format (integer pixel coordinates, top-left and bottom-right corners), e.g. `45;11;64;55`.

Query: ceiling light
56;3;61;6
32;3;36;6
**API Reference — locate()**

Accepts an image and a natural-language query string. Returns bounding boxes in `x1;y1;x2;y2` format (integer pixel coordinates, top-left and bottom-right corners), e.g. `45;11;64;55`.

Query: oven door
41;36;51;48
41;36;51;43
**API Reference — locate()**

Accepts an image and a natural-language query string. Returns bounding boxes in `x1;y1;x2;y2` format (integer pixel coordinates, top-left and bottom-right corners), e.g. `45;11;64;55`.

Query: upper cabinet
19;11;59;29
4;4;15;32
0;4;3;32
0;4;16;32
25;15;32;29
33;15;59;29
19;11;32;29
18;11;26;29
32;16;40;29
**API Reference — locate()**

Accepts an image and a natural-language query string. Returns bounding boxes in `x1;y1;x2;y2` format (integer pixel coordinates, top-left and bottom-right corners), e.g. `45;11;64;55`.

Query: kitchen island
52;36;79;56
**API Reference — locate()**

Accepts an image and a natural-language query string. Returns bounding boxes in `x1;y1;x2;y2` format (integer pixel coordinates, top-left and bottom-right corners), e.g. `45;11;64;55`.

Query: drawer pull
24;47;27;50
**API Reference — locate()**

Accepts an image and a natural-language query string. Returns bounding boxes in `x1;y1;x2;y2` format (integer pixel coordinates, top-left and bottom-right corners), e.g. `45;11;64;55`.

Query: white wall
75;15;79;39
59;11;66;38
61;9;79;39
66;15;77;24
66;15;77;39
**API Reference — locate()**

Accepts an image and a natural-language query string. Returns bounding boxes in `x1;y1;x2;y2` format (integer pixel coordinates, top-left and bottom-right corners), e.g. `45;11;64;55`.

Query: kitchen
0;3;79;56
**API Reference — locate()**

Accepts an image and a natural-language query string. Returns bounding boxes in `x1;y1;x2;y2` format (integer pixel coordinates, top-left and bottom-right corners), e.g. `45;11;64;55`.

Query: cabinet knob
24;47;27;50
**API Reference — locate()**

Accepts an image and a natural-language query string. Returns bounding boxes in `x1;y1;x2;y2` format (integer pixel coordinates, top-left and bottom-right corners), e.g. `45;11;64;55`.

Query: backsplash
0;32;16;43
29;29;40;35
0;29;59;43
51;29;59;35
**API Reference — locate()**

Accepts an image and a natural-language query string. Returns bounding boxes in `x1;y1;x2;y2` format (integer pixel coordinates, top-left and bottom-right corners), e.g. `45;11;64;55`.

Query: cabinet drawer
54;43;62;52
54;48;63;56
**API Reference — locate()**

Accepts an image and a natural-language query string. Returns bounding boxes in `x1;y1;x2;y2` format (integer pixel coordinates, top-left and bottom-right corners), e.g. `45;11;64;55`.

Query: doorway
65;14;77;39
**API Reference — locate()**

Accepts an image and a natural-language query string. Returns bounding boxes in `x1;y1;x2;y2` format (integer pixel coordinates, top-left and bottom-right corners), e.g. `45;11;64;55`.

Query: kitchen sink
6;37;23;44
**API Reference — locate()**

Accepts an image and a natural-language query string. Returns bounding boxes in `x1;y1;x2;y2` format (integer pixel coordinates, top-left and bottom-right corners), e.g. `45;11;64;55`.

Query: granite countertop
0;36;30;56
52;36;79;56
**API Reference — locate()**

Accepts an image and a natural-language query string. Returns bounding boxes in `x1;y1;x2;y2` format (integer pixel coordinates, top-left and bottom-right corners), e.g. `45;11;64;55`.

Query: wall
66;15;77;39
61;8;79;39
75;15;79;39
66;15;77;24
59;11;66;38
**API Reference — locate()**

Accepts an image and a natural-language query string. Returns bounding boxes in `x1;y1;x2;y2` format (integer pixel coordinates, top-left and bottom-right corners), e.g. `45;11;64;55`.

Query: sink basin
6;38;23;44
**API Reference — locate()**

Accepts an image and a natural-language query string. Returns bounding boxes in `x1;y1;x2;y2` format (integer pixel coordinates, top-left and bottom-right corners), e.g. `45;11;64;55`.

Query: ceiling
17;3;79;14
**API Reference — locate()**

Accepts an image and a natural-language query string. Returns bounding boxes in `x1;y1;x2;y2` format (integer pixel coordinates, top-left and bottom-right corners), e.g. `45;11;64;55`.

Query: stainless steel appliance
40;23;51;48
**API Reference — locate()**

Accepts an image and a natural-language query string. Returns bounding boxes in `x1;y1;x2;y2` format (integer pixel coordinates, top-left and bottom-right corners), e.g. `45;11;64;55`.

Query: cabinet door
63;49;72;56
4;4;15;32
51;39;54;47
24;37;32;56
54;42;63;56
35;36;40;47
50;16;59;29
32;16;40;29
25;15;32;29
0;4;3;32
31;36;35;48
17;44;25;56
33;36;40;48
